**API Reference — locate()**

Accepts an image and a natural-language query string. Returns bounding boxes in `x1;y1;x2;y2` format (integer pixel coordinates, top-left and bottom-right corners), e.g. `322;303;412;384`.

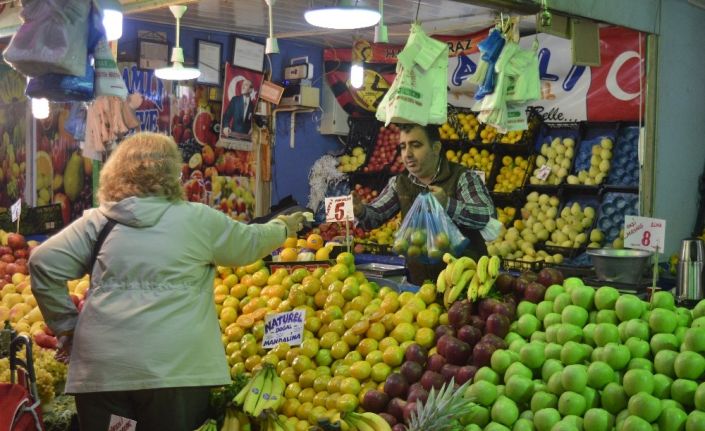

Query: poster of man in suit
220;64;263;150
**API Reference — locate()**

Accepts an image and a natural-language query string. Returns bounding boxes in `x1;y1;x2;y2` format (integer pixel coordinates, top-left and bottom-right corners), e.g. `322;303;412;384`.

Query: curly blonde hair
98;132;184;203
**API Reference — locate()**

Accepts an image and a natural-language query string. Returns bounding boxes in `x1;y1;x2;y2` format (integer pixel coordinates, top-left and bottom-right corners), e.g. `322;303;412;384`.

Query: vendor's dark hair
396;123;441;144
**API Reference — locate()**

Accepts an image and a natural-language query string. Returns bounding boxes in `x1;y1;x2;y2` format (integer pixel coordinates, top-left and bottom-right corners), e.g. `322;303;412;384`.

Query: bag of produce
392;191;468;263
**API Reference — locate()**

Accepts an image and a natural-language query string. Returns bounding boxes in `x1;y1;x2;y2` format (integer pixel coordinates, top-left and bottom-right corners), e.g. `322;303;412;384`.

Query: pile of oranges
277;234;330;262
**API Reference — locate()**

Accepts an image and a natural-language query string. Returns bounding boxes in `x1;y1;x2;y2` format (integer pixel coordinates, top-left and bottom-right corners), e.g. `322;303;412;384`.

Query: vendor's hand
428;185;448;208
55;334;73;364
277;212;306;238
352;194;365;217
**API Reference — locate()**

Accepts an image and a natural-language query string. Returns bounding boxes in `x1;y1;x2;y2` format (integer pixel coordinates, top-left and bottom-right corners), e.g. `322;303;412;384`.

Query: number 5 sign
624;215;666;254
325;195;354;222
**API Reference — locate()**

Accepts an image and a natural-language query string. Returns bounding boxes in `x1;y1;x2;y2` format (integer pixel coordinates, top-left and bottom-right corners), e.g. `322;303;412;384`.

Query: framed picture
219;64;265;150
232;37;265;72
138;39;169;70
196;39;222;86
259;80;285;105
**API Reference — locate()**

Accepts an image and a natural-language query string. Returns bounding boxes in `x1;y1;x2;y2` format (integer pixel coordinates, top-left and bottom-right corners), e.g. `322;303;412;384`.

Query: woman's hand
277;212;307;237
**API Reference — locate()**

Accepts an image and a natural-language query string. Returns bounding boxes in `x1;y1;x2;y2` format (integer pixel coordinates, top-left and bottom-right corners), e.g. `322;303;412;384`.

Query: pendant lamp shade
305;0;381;30
155;6;201;81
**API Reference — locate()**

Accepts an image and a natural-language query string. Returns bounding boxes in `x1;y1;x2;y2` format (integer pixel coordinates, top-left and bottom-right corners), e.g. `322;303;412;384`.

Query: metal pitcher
677;238;705;301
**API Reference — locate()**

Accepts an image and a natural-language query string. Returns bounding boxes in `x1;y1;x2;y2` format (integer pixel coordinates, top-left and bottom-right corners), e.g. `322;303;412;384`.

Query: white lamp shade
31;98;50;119
155;63;201;81
305;7;381;29
102;9;123;41
350;64;364;89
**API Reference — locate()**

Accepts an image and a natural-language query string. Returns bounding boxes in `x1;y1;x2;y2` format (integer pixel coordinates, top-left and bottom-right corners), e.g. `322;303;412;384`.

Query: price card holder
325;195;355;252
624;215;666;254
262;310;305;349
536;165;551;181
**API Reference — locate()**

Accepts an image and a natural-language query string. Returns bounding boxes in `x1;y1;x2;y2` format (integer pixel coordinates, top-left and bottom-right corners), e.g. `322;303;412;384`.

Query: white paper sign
262;310;305;349
471;170;486;184
108;415;137;431
624;215;666;253
10;199;20;222
325;195;354;222
536;165;551;181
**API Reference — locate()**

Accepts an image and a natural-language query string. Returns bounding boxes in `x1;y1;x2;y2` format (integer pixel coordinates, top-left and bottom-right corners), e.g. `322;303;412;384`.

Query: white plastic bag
94;36;128;99
3;0;90;78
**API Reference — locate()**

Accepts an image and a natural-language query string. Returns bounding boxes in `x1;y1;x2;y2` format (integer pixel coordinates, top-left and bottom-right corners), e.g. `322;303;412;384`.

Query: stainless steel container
587;248;653;284
677;239;705;301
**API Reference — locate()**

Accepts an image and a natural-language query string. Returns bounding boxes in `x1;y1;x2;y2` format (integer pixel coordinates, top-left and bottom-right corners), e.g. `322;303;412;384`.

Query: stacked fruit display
494;156;530;193
362;125;402;174
273;234;333;263
567;137;614;186
458;268;705;431
529;137;576;186
496;206;517;227
439;112;481;141
445;148;495;180
497;130;525;145
211;175;256;221
353;184;379;204
544;201;596;249
337;147;367;173
354;214;401;254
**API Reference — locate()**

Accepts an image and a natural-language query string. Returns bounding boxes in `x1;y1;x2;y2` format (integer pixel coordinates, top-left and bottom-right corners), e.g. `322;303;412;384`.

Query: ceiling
126;0;535;47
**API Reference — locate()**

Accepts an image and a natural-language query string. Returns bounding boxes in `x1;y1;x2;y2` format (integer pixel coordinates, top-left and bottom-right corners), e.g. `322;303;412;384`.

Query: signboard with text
262;310;305;349
624;215;666;253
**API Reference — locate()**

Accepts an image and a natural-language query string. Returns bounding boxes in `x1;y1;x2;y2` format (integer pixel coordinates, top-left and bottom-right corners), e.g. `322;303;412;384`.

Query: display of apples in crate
545;202;596;249
494;155;530;193
353;183;379;204
446;148;494;179
337;146;366;173
529;137;575;185
567;137;614;185
364;125;401;173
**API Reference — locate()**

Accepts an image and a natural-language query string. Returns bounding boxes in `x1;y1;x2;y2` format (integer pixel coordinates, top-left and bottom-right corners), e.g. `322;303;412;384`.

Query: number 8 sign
325;195;354;222
624;215;666;254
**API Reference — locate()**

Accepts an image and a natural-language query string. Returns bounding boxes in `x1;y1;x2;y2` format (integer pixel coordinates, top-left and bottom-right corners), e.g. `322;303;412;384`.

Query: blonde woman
29;132;305;430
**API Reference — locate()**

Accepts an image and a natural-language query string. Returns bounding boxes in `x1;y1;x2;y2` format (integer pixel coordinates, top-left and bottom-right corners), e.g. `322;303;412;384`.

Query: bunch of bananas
234;364;285;419
194;419;218;431
218;408;252;431
258;411;292;431
437;254;501;306
339;411;392;431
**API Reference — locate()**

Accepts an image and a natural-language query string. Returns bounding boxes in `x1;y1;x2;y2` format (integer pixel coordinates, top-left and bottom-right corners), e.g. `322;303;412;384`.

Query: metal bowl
586;248;653;284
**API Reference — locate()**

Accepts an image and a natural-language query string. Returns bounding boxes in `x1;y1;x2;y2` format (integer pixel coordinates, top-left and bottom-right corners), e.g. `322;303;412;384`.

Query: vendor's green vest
396;159;488;285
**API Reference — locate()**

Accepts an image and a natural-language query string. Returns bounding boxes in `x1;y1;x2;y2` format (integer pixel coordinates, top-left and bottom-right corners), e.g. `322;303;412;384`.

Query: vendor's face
399;126;440;179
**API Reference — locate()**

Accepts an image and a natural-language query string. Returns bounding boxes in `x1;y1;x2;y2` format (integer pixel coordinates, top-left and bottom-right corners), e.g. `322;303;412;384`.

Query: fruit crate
441;105;490;146
500;256;545;273
595;191;639;245
606;124;640;188
490;153;534;194
565;122;620;188
526;122;582;188
0;203;64;235
264;260;333;274
536;192;600;259
353;239;394;255
442;143;496;187
494;107;544;152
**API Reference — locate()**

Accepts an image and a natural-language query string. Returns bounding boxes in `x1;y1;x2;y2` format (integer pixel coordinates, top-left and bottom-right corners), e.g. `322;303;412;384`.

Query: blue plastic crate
596;192;640;243
607;125;640;187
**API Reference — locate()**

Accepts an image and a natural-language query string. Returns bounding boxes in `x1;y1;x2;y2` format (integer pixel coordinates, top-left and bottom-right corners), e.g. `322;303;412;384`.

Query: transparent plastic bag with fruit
391;192;469;263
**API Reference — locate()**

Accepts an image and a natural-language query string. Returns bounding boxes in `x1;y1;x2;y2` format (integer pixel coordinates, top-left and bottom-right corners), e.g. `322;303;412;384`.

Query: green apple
571;286;595;310
625;337;651;359
518;300;538;317
653;373;674;399
650;333;679;355
484;422;511;431
587;361;615;389
600;382;628;414
582;386;599;409
621;415;654;431
544;343;562;360
536;301;555;322
491;349;514;375
583;408;614;431
559;415;583;430
533;408;560;431
658;406;688;431
594;323;620;347
692;316;705;328
462;424;482;431
519;410;534;421
624;318;651;341
505;362;533;382
504;375;534;404
616;408;631;427
563;277;584;290
603;342;631;370
518;314;541;338
512;418;534;431
541;359;564;382
622;368;655;396
553;293;572;314
651;291;676;310
677;307;694;328
693;300;705;318
561;364;588;393
591;346;604;362
686;411;705;431
594;286;620;310
556;324;583;344
588;310;598;324
671;379;698;408
491;395;519;427
650;308;678;334
549;421;578;431
628;391;662;423
558;391;586;416
546;372;564;395
545;285;566;302
615;294;643;322
674;351;705;380
654;350;679;378
466;380;499;406
583;323;597;347
661;399;685;411
530;331;547;343
506;332;523;345
560;341;588;365
531;391;558;412
562;305;589;327
475;367;501;384
684;327;705;353
544;313;563;330
510;339;528;354
595;309;619;325
627;358;654;372
520;343;546;370
462;404;490;427
676;326;688;345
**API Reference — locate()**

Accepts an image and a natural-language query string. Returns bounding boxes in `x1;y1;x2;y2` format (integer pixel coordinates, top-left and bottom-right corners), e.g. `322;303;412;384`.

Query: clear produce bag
392;192;469;264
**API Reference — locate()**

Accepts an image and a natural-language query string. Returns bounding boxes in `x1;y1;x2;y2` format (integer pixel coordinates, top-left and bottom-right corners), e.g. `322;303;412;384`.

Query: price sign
325;195;354;222
471;170;486;184
10;199;20;222
624;215;666;253
262;310;305;349
536;165;551;181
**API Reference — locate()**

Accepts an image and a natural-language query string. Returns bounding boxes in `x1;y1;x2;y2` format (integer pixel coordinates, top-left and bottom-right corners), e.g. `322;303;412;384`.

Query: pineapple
406;379;474;431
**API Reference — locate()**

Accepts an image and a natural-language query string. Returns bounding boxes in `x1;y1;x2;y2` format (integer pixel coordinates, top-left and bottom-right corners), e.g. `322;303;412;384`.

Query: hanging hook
415;0;421;23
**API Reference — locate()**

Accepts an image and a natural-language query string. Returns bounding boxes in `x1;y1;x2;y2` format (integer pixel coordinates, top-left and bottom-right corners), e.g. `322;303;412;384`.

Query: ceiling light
100;0;123;41
350;63;364;88
31;98;49;120
264;0;279;54
374;0;387;43
155;5;201;81
305;0;381;30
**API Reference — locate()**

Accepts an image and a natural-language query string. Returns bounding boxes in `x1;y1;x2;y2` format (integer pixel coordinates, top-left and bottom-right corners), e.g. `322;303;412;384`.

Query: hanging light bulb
350;63;364;89
100;0;123;41
350;37;365;89
31;98;50;120
156;6;201;81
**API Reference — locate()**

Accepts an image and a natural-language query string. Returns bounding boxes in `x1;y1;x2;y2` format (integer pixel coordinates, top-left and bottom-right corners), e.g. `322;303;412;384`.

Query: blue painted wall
122;18;341;211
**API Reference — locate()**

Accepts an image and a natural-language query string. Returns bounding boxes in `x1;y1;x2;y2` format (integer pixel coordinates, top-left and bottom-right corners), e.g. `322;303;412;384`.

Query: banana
233;371;257;405
252;367;274;417
445;268;474;307
444;260;455;286
479;279;494;298
195;419;218;431
256;370;285;414
358;412;392;431
221;408;240;431
436;269;447;293
344;413;375;431
476;255;489;283
488;255;501;278
452;256;477;285
442;252;457;264
467;273;481;302
242;367;268;414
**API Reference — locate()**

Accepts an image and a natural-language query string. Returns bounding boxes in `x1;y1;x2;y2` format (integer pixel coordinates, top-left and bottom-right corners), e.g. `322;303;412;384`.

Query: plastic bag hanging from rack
472;28;506;100
3;0;91;78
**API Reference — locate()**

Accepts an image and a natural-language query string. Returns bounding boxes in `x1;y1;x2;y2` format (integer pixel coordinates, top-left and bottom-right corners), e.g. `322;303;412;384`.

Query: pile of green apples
459;276;705;431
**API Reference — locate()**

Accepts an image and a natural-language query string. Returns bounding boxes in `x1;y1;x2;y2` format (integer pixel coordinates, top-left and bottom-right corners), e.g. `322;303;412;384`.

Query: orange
251;269;270;287
301;276;322;295
330;263;350;281
297;239;308;248
283;237;298;248
280;248;298;262
315;247;331;261
336;252;355;266
236;315;254;328
291;268;310;283
230;283;248;299
306;234;324;250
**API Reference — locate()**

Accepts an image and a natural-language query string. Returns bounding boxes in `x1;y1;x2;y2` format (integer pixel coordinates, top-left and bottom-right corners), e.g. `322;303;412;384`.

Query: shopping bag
25;59;94;102
3;0;90;78
391;192;469;264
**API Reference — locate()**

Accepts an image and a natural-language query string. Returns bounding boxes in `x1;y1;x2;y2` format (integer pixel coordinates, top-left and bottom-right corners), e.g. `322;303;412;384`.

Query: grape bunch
178;138;201;163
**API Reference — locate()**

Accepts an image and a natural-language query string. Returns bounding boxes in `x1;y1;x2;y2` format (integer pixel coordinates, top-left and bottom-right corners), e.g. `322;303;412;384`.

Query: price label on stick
262;310;305;349
10;199;21;223
536;165;551;181
325;195;354;222
624;215;666;254
471;170;486;184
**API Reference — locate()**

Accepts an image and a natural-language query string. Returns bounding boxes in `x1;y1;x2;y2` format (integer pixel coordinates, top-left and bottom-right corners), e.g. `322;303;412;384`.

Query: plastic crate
527;123;582;187
607;124;640;187
596;191;639;244
566;122;619;187
501;257;544;273
495;107;544;150
491;153;533;193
